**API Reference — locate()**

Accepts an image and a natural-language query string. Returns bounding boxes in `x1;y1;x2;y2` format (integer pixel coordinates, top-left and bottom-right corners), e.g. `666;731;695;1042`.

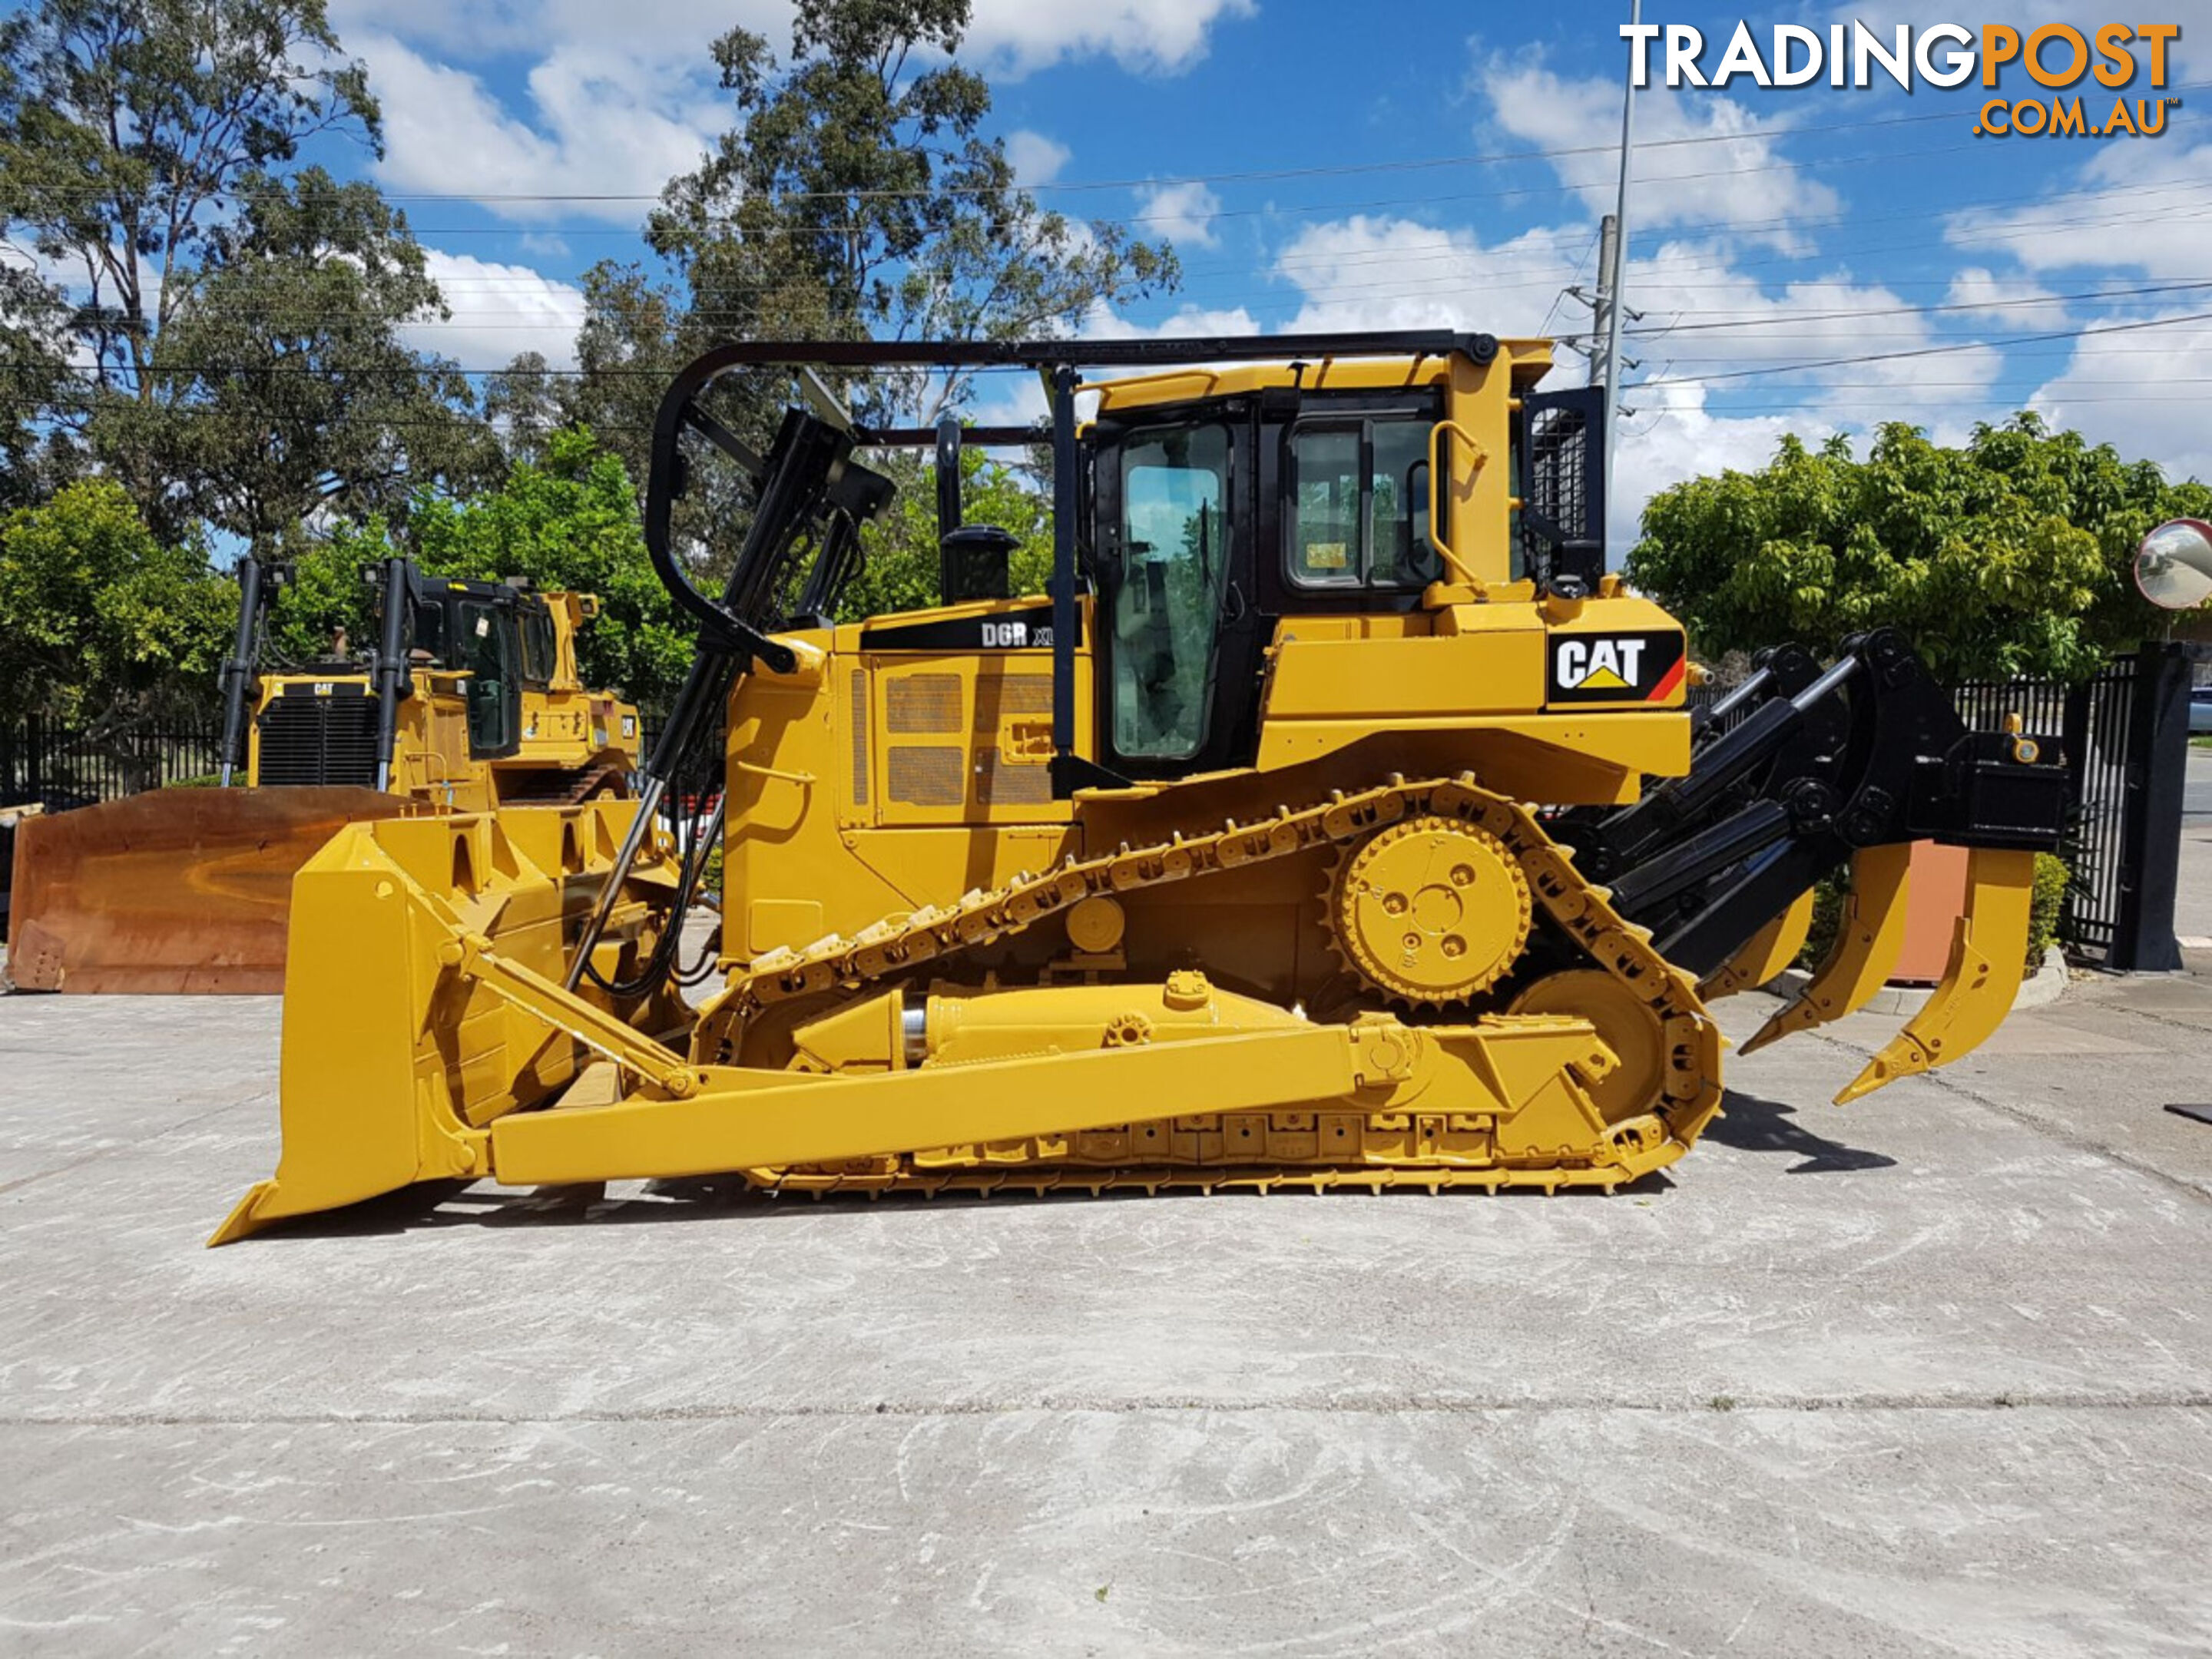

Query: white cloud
336;0;1250;78
356;35;718;223
1265;214;1587;336
1945;142;2212;282
1612;380;1814;551
1137;181;1222;248
408;249;586;369
1479;55;1841;253
965;0;1255;74
1943;268;2069;329
2028;305;2212;485
332;0;777;67
1005;130;1071;187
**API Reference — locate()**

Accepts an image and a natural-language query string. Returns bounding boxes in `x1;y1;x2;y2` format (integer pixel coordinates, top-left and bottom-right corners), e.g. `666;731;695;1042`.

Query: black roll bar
216;555;267;787
369;558;412;793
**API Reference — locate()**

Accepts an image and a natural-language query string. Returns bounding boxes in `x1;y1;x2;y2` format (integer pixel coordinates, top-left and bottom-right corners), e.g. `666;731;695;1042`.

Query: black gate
1954;647;2189;971
1698;649;2187;971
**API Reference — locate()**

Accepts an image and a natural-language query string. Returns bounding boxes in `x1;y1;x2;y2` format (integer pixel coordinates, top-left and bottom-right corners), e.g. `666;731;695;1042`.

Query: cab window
520;606;556;687
409;597;449;664
1286;418;1443;590
1115;424;1230;760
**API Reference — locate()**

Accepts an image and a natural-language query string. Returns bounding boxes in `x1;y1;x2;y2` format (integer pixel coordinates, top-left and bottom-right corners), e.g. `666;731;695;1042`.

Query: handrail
1426;419;1488;594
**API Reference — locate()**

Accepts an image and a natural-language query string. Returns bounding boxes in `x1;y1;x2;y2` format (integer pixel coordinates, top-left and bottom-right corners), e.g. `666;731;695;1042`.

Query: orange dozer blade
2;787;433;994
1835;847;2037;1104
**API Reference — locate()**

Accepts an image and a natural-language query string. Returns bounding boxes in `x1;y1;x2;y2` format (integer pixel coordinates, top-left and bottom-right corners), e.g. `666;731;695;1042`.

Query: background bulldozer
214;329;2069;1243
5;555;644;994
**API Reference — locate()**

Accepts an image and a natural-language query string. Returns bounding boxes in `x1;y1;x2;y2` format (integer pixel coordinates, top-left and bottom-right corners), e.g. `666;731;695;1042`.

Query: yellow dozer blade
210;801;684;1243
1835;848;2037;1104
3;787;435;995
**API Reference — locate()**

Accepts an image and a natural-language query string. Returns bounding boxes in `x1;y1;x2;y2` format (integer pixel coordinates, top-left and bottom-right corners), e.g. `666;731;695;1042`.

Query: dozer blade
1835;847;2037;1104
1740;843;1912;1055
210;800;684;1244
4;787;433;994
1696;888;1814;1003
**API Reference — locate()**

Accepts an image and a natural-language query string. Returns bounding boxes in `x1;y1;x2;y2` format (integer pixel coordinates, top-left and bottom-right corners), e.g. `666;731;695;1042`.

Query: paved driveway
3;969;2210;1654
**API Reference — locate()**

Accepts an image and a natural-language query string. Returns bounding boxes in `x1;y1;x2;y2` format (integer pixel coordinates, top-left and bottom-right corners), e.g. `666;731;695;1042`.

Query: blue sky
293;1;2212;539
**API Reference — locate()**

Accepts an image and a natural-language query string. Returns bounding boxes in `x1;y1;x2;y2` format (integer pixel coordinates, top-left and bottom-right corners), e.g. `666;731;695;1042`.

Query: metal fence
1;712;225;811
1950;652;2191;969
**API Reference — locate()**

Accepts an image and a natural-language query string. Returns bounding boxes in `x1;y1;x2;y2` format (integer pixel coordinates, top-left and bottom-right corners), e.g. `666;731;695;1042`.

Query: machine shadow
233;1165;1681;1243
1702;1087;1897;1174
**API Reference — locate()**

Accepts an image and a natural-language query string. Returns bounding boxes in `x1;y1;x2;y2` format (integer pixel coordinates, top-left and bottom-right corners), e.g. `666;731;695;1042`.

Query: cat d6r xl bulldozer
211;330;2068;1243
5;557;644;994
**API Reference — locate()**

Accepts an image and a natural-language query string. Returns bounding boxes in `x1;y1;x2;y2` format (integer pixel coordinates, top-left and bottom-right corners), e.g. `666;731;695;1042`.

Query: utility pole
1597;0;1641;507
1586;214;1619;389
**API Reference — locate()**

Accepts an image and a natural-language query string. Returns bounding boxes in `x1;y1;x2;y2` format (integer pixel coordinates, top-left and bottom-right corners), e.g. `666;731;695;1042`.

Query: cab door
459;598;523;760
1091;416;1259;780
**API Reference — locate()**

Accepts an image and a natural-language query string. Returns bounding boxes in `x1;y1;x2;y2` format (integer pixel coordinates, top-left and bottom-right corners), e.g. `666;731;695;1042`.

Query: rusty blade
3;788;438;994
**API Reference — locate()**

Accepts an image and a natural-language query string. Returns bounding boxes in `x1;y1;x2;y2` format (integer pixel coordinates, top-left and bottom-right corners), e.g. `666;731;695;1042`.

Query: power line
1623;280;2212;335
3;94;2046;210
1651;308;2212;386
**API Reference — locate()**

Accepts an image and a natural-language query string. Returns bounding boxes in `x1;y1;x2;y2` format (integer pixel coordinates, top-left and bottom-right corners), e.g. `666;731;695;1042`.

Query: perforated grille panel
975;747;1051;806
849;669;869;806
972;674;1052;730
886;674;963;733
256;694;379;787
888;745;965;806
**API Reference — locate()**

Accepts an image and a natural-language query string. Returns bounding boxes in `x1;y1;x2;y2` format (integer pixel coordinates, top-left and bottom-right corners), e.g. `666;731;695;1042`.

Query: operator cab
1080;359;1601;783
381;572;558;761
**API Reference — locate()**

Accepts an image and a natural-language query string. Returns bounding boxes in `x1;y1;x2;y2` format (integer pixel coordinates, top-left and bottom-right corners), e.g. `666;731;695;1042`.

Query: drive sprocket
1328;814;1530;1005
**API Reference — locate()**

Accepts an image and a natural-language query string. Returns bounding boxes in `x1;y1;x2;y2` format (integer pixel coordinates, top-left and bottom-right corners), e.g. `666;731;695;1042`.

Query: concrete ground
6;831;2212;1653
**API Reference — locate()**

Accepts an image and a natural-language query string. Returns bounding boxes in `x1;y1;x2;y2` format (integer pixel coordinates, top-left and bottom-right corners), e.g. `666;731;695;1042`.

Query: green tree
0;260;73;508
283;431;694;708
1;0;485;539
0;478;233;724
839;443;1051;621
406;429;693;707
93;168;494;545
545;0;1177;472
1628;416;2212;681
553;262;693;488
482;349;562;467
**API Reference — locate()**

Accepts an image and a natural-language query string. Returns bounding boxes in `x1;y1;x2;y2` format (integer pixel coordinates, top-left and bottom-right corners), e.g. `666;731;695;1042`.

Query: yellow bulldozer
211;330;2068;1244
5;556;644;993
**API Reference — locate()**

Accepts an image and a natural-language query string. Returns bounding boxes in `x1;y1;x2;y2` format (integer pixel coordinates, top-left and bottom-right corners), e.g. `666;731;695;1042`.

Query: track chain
710;773;1720;1131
